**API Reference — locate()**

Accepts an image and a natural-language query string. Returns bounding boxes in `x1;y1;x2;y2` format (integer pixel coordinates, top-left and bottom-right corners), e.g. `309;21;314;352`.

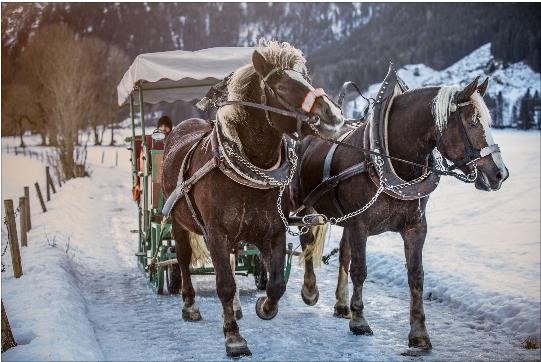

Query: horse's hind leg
255;232;286;320
348;225;373;335
334;232;352;318
208;230;251;357
401;218;432;350
300;229;319;306
171;220;202;321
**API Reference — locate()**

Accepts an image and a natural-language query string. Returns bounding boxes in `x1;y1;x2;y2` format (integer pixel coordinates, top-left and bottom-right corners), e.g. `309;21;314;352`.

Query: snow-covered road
1;130;540;360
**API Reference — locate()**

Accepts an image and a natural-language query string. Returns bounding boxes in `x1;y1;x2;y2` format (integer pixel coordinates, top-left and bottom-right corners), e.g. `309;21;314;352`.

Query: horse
294;76;509;351
161;40;344;358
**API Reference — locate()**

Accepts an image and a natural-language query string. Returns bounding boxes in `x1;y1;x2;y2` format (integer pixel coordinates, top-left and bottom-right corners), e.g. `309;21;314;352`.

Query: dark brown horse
161;41;343;357
295;77;509;350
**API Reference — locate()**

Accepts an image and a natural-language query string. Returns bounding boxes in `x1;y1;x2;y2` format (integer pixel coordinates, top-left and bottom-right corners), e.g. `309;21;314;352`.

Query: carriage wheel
253;256;268;290
166;262;182;295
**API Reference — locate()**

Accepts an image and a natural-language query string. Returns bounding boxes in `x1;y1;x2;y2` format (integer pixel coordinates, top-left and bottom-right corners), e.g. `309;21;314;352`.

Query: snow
349;44;541;126
1;130;539;360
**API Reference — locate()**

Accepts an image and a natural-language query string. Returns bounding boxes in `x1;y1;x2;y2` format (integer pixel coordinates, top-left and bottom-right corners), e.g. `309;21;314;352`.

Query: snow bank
1;156;103;360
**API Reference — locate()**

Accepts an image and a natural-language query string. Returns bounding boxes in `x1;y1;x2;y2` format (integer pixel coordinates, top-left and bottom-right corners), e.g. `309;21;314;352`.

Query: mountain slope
348;44;541;128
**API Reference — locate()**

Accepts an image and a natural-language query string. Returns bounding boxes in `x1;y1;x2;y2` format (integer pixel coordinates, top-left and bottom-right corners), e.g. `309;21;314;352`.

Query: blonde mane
431;85;460;135
431;85;492;135
220;39;308;127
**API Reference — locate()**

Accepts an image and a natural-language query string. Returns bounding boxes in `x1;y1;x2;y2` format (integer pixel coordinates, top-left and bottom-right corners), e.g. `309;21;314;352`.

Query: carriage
117;47;296;294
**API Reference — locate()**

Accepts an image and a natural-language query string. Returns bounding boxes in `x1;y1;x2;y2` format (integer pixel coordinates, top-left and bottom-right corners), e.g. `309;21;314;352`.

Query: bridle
217;67;330;140
437;99;501;173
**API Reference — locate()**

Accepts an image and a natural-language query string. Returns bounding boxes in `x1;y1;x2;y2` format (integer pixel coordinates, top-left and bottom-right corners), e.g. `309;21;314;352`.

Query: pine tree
518;88;533;130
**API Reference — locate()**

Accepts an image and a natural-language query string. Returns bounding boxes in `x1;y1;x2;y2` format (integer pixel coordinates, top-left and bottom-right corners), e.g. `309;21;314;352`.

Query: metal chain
433;148;478;183
224;144;298;187
224;143;308;236
329;157;386;225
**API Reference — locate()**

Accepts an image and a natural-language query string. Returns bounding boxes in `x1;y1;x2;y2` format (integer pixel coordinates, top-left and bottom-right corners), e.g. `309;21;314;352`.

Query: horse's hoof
301;284;319;306
255;297;278;320
182;304;202;321
409;334;432;350
234;309;243;320
225;335;251;358
333;305;351;319
350;318;373;335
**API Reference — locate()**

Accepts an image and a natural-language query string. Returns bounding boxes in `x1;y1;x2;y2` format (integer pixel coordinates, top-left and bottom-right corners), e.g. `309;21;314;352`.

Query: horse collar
215;116;295;189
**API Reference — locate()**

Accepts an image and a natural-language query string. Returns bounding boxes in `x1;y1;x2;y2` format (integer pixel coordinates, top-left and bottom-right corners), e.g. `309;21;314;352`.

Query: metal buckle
302;213;328;226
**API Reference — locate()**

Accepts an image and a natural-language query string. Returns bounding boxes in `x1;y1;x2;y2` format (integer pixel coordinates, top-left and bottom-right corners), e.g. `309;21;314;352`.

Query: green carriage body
119;48;294;294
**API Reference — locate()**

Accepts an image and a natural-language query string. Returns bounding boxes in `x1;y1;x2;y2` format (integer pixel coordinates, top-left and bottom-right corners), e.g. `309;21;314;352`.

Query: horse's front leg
334;229;352;318
255;231;286;320
207;230;251;358
348;225;373;335
401;218;432;350
300;229;319;306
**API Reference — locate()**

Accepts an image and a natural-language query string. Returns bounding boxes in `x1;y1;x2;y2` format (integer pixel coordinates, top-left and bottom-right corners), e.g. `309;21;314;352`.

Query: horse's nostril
496;171;503;180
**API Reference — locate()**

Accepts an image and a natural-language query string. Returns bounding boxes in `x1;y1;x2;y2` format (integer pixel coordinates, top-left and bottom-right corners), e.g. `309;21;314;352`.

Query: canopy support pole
139;85;149;236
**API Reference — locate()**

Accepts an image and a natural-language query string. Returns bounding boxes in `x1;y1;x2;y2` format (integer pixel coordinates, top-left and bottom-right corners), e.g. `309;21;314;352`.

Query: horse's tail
299;223;329;268
188;232;211;267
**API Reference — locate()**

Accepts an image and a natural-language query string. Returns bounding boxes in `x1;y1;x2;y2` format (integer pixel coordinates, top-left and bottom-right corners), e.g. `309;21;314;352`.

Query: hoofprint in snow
347;43;541;127
1;130;539;360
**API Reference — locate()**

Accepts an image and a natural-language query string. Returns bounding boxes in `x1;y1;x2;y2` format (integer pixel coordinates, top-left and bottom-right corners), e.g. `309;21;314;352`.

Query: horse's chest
366;197;426;234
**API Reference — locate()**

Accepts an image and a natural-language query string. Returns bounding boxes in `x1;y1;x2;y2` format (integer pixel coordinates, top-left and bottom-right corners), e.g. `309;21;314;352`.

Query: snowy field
1;130;540;361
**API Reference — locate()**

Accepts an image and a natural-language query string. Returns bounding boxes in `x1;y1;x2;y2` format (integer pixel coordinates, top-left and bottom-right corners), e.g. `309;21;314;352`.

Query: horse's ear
477;77;489;97
252;50;273;78
457;76;480;102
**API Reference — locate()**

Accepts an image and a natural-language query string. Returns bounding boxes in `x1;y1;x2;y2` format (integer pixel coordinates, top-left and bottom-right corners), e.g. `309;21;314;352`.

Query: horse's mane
431;85;492;135
431;86;460;135
222;39;308;126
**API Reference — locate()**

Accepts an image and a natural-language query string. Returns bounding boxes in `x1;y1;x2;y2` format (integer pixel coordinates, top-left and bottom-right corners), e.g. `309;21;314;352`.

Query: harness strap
301;88;326;113
300;131;363;213
162;141;218;218
218;100;307;120
303;162;367;210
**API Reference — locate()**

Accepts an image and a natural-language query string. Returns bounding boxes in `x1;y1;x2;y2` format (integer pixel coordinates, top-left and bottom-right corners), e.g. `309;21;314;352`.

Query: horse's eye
276;85;286;92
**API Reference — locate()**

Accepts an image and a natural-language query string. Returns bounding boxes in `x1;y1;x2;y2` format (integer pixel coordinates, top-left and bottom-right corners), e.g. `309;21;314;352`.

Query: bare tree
1;82;39;147
22;24;98;179
104;45;130;145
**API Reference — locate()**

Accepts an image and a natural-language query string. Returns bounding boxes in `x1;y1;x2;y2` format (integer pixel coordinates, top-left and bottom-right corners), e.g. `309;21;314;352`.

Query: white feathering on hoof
188;232;211;267
299;223;329;268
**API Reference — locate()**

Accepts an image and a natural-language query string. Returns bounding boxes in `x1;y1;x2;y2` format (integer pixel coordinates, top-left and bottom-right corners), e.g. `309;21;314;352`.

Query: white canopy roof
117;47;255;106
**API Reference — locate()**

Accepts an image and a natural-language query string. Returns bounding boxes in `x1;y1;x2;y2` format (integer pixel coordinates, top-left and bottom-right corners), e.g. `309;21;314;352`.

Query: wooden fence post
45;167;51;201
34;183;47;212
1;301;17;352
23;186;31;231
101;151;105;164
115;151;119;167
46;167;56;194
14;147;18;156
4;200;22;278
18;197;27;247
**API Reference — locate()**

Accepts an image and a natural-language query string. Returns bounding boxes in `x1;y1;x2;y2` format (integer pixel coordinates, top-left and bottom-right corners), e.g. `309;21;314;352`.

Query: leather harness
162;65;331;240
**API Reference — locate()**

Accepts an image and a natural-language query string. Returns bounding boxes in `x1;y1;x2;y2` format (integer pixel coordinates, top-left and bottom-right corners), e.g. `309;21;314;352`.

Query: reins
307;122;477;183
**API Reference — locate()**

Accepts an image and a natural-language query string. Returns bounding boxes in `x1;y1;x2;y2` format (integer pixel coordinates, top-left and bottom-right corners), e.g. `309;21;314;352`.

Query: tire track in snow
72;163;538;361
